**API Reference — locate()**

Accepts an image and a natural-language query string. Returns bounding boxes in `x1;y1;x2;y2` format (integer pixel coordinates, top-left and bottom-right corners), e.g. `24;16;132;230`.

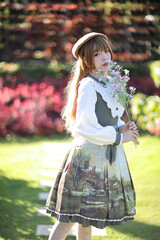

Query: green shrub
0;61;70;80
130;93;160;136
148;60;160;88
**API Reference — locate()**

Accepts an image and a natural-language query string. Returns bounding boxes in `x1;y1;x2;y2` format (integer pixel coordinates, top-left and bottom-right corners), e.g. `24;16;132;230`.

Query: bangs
92;37;109;54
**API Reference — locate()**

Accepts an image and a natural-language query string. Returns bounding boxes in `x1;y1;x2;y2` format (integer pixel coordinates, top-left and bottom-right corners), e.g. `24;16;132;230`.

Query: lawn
0;134;160;240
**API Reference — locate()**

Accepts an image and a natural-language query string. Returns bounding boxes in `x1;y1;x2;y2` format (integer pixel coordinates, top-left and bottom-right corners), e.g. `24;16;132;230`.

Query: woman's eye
105;49;109;53
94;52;100;57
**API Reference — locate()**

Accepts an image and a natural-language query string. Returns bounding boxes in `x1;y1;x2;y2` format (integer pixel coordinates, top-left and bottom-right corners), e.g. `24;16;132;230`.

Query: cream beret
72;32;109;59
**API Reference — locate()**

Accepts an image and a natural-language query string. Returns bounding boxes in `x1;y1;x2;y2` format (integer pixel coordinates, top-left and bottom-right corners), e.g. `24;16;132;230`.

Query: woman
46;32;139;240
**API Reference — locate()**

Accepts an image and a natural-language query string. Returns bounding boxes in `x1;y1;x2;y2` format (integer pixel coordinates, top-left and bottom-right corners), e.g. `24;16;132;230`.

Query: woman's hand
122;129;140;145
119;121;138;133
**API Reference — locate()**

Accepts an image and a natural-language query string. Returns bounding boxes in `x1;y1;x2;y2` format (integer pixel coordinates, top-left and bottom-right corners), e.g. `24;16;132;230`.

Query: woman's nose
101;52;110;62
101;52;107;61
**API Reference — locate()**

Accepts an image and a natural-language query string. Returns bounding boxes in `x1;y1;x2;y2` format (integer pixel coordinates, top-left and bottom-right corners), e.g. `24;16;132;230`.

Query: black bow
106;144;117;164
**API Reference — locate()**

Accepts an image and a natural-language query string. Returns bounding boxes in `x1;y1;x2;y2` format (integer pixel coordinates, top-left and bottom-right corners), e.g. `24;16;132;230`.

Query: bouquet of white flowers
96;60;136;122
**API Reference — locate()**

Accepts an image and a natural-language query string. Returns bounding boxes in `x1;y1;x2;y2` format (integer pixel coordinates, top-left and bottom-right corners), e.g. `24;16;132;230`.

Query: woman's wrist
118;126;123;133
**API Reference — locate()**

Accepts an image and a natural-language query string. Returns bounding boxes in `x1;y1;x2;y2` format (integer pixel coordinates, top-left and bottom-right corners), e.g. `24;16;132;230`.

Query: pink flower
114;71;120;75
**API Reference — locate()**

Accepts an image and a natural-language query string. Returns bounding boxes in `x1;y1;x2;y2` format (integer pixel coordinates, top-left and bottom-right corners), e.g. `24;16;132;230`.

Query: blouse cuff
114;132;121;145
114;128;123;145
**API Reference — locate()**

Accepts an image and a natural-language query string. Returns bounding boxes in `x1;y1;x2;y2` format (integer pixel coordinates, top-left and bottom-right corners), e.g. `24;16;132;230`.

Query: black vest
95;92;118;127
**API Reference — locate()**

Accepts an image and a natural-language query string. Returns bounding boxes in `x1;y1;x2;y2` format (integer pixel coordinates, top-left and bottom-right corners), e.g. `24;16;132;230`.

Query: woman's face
92;49;111;74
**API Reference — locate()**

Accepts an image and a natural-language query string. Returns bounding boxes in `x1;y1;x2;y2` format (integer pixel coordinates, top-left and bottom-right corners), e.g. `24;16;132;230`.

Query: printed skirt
46;135;136;229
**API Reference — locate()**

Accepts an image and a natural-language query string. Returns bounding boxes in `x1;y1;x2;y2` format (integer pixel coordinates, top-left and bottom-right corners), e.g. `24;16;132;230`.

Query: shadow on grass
109;220;160;240
0;171;51;240
0;132;157;145
0;133;72;145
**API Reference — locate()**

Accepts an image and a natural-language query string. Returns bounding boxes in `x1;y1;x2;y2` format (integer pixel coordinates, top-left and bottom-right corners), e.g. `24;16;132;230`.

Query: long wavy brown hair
61;36;113;136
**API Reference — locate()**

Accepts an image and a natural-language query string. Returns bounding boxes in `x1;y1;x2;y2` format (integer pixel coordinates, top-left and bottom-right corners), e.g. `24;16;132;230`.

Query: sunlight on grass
0;134;160;240
104;135;160;240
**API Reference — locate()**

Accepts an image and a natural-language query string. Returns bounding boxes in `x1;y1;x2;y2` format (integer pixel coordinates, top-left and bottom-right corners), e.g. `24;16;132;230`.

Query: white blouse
76;77;125;146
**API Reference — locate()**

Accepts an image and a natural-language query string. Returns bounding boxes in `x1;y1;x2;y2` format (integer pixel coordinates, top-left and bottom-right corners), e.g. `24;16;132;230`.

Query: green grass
0;134;160;240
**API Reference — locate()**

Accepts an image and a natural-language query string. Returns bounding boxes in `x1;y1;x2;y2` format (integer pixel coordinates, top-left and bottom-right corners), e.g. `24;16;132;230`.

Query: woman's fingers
130;131;140;144
129;121;137;130
132;138;140;145
122;129;140;144
131;130;139;137
129;121;135;126
133;127;137;131
126;129;140;144
126;121;130;126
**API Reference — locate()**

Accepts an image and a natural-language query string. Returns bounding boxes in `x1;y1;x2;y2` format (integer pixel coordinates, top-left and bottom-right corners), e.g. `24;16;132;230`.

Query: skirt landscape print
46;136;136;229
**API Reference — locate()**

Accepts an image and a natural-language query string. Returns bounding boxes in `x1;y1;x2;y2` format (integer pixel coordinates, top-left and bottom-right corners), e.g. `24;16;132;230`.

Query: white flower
124;69;129;75
129;86;136;93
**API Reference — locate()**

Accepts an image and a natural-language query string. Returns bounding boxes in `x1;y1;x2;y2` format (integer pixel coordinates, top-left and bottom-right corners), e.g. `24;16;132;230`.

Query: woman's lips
102;63;108;67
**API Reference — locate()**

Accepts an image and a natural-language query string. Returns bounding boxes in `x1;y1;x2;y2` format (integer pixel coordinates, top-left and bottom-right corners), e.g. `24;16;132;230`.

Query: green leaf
149;61;160;88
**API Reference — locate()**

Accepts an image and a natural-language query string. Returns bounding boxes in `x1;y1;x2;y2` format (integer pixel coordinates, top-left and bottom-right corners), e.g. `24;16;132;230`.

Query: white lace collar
82;76;124;118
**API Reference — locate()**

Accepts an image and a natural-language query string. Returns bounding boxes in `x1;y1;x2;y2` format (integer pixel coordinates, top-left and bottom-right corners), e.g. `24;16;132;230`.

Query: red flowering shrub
0;76;68;137
0;61;159;137
147;118;160;136
128;75;159;96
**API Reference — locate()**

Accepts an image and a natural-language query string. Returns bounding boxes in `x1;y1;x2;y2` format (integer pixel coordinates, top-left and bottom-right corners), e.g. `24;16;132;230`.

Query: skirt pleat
46;136;136;229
